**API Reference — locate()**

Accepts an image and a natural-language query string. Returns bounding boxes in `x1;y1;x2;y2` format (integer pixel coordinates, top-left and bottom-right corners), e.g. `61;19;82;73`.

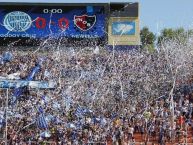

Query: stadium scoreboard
0;2;140;47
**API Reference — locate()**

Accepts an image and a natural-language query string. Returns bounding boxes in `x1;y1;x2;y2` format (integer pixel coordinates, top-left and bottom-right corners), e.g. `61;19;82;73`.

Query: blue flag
36;113;48;129
36;106;48;129
0;118;5;128
12;60;42;104
75;106;84;117
38;106;44;114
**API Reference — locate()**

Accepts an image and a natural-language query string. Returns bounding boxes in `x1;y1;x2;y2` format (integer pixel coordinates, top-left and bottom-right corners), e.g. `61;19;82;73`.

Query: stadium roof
0;0;136;3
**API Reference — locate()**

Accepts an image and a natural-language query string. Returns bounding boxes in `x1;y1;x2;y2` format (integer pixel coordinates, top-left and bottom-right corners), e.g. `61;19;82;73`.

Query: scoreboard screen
0;4;107;40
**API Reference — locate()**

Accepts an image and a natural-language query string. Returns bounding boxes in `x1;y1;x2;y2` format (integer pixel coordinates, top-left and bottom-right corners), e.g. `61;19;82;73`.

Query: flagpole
16;121;36;134
185;123;187;144
5;88;9;145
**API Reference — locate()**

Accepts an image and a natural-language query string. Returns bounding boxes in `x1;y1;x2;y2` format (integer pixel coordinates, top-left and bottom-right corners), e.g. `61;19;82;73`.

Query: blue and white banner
0;79;56;89
112;21;135;35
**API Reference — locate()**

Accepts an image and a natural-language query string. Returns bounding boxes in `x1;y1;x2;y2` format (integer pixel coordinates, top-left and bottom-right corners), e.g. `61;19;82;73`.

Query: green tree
140;27;156;52
158;28;193;45
158;28;174;44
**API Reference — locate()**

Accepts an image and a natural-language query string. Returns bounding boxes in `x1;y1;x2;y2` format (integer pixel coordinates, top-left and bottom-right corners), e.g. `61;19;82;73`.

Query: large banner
0;4;107;39
0;79;56;89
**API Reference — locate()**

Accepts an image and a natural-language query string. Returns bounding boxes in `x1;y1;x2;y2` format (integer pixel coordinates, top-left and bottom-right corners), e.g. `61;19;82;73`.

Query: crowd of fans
0;47;193;145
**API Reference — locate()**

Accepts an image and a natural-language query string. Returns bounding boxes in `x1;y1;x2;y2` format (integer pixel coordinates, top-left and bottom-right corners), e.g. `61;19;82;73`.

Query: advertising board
112;21;136;35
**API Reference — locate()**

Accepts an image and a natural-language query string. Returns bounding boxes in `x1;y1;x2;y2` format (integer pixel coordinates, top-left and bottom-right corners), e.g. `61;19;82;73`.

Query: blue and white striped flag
75;106;93;118
38;106;44;114
41;95;46;103
36;106;48;129
0;111;5;128
0;118;5;128
36;113;48;129
75;106;84;117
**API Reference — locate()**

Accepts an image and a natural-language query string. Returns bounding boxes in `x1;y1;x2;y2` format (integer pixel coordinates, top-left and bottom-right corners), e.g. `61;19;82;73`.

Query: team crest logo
74;15;96;31
3;11;32;32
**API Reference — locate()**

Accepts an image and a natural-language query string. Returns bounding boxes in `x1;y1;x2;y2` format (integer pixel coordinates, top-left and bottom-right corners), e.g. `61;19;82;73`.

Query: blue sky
3;0;193;34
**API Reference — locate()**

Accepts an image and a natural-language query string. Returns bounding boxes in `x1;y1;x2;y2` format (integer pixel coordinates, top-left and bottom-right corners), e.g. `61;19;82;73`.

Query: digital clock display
43;9;63;13
0;4;107;39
